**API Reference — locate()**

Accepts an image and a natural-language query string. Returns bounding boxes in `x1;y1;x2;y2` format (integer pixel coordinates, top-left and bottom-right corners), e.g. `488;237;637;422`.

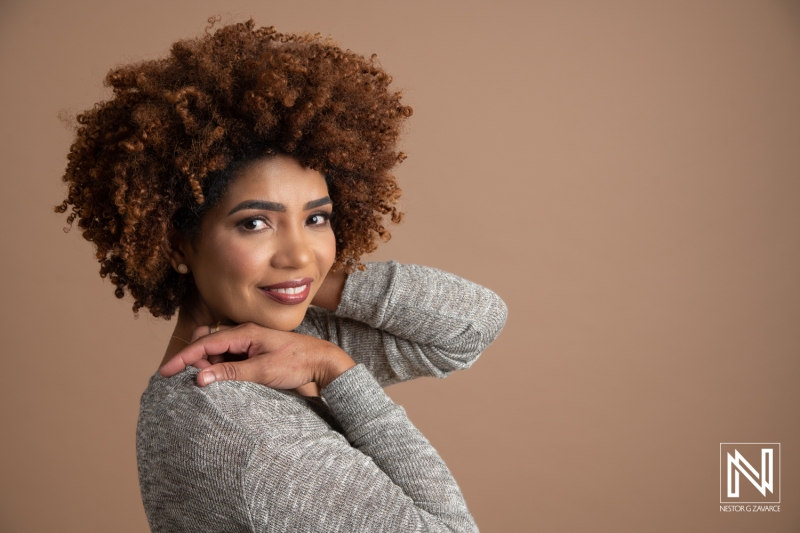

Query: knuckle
220;362;237;381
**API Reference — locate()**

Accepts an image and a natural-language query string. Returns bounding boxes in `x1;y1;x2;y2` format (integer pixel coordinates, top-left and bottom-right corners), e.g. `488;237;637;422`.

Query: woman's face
179;155;336;331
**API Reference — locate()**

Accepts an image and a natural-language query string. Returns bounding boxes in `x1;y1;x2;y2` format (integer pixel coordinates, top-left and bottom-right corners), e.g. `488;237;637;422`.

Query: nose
270;223;313;270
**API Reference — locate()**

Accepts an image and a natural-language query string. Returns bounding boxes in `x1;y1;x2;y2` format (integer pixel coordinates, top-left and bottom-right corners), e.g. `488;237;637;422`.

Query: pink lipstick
259;277;313;305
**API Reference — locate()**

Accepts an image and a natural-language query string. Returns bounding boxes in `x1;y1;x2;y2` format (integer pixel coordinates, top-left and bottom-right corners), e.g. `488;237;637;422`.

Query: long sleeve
297;261;508;386
137;365;479;532
244;364;478;532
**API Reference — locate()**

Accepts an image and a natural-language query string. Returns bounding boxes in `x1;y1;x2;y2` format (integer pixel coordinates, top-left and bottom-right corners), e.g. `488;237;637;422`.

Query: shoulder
137;368;340;531
138;367;325;442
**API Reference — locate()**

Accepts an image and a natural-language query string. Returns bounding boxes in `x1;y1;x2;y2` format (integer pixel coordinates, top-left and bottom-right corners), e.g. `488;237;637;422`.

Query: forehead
222;155;328;204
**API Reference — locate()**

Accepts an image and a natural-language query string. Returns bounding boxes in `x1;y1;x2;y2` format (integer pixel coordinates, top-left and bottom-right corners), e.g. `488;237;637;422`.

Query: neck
161;293;222;367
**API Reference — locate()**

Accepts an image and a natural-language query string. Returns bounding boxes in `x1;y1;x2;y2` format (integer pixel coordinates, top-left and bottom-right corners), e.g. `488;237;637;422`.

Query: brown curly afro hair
56;18;412;319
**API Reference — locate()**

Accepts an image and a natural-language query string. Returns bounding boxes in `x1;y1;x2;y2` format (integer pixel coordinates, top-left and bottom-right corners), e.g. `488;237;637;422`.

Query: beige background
1;1;798;531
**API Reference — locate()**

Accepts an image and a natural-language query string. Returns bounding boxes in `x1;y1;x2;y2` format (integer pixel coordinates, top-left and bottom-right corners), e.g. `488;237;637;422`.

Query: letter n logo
720;443;780;504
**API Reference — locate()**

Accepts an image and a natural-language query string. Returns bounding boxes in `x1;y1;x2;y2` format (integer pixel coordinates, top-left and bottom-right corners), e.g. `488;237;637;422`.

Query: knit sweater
136;260;508;532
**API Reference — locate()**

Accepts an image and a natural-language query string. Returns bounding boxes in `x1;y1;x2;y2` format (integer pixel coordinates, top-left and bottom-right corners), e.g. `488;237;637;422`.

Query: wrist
316;343;356;390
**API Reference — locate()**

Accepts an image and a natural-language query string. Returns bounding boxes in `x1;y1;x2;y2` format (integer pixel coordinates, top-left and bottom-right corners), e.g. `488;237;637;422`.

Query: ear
162;229;192;274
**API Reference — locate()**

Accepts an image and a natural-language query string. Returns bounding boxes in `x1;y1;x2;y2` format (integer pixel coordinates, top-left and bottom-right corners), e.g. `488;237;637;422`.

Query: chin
272;318;306;332
238;308;308;332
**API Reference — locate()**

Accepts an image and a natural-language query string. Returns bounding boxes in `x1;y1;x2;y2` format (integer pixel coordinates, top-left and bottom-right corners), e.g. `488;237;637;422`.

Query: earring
177;264;189;274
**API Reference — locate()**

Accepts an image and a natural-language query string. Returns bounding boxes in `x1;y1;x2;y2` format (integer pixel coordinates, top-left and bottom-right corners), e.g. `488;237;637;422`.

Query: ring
210;322;221;334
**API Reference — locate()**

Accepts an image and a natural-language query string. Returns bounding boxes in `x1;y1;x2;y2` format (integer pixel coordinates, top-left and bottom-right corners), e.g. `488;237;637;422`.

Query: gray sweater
137;261;508;532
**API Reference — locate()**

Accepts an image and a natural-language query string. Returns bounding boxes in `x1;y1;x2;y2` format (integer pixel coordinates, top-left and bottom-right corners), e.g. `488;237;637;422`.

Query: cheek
197;237;269;291
317;230;337;269
221;241;268;275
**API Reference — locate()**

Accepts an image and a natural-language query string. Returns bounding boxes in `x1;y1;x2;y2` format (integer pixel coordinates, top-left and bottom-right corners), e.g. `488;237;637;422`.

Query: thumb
197;359;260;387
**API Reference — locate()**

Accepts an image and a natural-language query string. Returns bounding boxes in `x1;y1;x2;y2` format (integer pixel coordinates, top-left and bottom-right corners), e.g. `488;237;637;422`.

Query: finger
192;359;212;370
159;326;257;377
197;358;265;387
197;352;311;389
208;354;225;365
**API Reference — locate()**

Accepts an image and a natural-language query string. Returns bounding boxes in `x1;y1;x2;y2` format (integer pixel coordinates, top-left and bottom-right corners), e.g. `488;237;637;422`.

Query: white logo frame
720;443;781;504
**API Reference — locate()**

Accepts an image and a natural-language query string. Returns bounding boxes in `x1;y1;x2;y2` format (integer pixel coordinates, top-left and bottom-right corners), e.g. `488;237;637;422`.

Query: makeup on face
182;155;337;331
259;276;314;305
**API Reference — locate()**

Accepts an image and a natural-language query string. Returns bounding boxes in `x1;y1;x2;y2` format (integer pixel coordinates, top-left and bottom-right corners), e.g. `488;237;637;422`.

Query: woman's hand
159;323;356;390
310;268;348;310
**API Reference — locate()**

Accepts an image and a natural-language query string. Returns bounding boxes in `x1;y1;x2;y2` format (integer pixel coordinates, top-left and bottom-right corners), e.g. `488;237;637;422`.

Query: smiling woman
57;17;507;532
164;156;337;336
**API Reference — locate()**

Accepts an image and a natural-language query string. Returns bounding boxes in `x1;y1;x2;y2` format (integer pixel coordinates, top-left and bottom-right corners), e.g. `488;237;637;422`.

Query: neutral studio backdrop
1;1;798;531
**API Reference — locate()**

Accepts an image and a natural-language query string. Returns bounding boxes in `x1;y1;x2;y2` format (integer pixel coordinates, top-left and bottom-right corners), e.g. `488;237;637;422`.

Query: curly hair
56;18;412;318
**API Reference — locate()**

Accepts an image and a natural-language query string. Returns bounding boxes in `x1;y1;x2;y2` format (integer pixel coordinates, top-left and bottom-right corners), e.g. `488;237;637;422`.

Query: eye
239;217;269;231
307;212;331;227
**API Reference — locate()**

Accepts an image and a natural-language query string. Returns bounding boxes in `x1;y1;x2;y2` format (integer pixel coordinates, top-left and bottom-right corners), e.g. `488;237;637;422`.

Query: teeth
269;284;307;295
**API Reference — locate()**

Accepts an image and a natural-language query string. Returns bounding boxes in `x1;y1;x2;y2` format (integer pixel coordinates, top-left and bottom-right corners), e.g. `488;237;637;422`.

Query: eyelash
238;211;332;232
307;212;332;227
238;217;268;231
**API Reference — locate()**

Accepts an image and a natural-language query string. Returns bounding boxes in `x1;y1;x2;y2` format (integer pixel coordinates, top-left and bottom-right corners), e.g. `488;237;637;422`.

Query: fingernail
200;372;216;386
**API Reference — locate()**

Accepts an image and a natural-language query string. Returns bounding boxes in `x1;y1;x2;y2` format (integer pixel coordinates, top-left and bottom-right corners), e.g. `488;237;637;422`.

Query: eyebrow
227;196;332;216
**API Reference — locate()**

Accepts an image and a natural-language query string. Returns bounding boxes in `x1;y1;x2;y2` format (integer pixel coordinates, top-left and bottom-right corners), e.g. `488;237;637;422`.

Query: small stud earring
177;264;189;274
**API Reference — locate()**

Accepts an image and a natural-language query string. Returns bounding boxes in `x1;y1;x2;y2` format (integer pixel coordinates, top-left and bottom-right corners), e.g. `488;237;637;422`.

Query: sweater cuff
334;261;398;326
321;363;397;437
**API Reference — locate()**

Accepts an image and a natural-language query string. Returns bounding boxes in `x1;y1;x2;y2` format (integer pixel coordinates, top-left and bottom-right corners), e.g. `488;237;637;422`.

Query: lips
259;277;313;305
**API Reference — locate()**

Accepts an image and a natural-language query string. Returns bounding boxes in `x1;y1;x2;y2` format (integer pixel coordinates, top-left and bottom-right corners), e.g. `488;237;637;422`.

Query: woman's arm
156;317;482;531
244;364;479;532
300;260;508;387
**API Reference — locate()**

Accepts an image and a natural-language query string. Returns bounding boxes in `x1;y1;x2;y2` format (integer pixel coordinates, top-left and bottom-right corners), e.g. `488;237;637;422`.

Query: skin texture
160;155;356;396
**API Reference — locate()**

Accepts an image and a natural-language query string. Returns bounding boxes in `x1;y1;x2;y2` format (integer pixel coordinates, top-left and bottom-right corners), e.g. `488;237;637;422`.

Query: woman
57;18;507;532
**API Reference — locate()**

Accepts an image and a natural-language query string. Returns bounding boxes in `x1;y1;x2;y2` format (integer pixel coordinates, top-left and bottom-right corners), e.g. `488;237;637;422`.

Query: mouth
258;277;314;305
